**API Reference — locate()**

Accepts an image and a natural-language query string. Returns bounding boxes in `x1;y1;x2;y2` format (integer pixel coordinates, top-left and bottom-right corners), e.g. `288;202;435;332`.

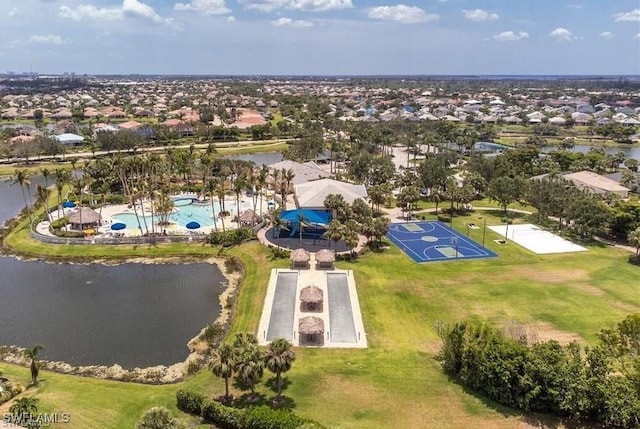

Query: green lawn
1;222;639;428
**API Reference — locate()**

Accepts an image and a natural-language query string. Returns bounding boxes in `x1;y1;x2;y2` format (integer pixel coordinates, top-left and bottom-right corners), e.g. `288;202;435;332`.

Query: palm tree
10;169;33;224
232;176;246;225
24;344;44;386
36;185;52;223
206;179;219;232
628;227;640;261
264;338;295;401
325;219;344;250
232;333;263;400
209;343;235;403
54;168;70;220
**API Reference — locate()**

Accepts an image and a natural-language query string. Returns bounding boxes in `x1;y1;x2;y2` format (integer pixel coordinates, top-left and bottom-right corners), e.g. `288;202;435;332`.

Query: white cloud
28;34;64;45
288;0;352;11
636;33;640;39
227;15;236;22
237;0;287;12
174;0;230;15
567;4;582;9
237;0;350;12
550;27;577;41
60;0;172;24
492;31;529;41
60;4;122;20
369;4;438;24
599;31;613;40
462;9;498;22
614;9;640;22
8;7;17;17
272;17;314;27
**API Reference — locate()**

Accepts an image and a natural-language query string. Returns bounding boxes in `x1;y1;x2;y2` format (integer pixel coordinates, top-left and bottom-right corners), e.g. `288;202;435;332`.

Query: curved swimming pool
112;198;254;229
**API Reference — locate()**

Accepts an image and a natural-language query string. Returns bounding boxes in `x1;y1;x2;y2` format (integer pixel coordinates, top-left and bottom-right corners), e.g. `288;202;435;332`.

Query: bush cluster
209;228;253;247
437;316;640;428
176;390;324;429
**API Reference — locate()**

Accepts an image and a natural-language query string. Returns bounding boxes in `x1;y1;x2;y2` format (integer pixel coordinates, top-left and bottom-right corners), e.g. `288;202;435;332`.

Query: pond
0;153;288;368
0;256;226;368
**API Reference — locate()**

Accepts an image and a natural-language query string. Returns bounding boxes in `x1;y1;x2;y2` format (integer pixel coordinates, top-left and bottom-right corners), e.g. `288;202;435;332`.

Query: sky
0;0;639;75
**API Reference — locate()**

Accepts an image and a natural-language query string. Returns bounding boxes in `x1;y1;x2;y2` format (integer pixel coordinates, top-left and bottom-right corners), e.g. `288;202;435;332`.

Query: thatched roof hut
290;248;310;269
239;209;259;226
315;248;335;269
68;207;101;230
300;286;323;303
298;316;324;346
300;285;323;312
299;316;324;335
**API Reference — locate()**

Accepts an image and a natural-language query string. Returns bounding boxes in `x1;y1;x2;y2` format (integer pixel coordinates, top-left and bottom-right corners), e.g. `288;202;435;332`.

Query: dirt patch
518;322;584;345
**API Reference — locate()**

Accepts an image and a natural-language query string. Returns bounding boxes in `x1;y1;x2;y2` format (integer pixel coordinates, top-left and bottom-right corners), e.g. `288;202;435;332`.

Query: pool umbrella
111;222;126;231
63;200;76;208
186;221;201;230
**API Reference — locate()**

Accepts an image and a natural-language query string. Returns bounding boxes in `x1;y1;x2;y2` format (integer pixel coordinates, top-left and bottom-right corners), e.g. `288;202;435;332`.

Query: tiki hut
300;285;323;312
290;248;310;269
315;248;335;269
238;209;259;227
68;207;101;230
298;316;324;346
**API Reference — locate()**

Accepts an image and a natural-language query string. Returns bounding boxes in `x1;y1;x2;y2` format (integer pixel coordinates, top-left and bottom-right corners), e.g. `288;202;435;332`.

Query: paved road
0;138;293;164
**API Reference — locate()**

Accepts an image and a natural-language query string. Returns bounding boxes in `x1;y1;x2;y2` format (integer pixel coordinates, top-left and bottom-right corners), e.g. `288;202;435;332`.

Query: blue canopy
281;209;330;225
63;200;76;208
111;222;126;230
185;221;201;230
280;209;330;237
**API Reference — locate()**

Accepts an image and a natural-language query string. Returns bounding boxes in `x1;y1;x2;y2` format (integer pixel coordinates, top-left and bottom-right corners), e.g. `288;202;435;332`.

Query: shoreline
0;255;243;384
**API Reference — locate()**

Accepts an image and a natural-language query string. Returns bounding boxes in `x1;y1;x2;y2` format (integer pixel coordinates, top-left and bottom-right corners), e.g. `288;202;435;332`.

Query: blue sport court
387;221;497;263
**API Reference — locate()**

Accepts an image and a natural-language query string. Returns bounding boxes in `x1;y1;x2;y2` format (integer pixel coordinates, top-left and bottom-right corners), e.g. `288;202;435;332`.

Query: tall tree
209;343;235;403
264;338;296;401
24;344;44;386
10;169;33;224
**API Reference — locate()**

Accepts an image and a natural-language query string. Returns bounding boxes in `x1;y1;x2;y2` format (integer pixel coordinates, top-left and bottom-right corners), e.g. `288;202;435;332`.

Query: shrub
185;360;200;376
437;214;451;223
224;257;242;273
136;406;183;429
242;406;306;429
176;390;204;415
201;400;243;429
199;323;223;343
50;217;68;229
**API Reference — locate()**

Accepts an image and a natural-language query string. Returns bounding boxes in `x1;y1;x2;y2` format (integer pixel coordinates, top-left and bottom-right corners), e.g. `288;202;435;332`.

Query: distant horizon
3;73;640;80
1;1;638;75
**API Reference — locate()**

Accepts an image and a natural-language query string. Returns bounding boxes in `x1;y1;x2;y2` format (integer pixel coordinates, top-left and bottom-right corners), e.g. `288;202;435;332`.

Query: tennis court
387;221;497;263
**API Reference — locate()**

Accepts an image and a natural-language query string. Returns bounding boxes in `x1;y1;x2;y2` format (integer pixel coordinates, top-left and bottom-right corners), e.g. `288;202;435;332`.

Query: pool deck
39;193;270;238
257;256;367;348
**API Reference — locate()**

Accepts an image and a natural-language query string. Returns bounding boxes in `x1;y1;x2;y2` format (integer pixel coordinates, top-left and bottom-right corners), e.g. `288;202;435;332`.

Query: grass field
1;217;639;428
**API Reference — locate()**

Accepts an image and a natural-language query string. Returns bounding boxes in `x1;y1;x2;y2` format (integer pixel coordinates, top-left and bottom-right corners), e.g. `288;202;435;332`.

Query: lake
0;152;283;368
0;257;225;368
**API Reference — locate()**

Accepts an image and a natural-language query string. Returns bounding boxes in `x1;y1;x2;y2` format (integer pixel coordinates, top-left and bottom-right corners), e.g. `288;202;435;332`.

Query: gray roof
268;160;331;185
294;179;368;209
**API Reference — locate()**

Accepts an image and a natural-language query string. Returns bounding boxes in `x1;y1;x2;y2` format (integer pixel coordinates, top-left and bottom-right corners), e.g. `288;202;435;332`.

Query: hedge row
177;390;325;429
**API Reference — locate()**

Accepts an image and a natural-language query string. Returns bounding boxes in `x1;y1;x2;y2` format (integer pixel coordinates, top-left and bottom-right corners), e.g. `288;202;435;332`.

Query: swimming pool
112;198;254;229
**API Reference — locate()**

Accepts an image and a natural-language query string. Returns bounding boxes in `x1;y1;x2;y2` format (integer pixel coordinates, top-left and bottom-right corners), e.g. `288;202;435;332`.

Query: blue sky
1;0;639;75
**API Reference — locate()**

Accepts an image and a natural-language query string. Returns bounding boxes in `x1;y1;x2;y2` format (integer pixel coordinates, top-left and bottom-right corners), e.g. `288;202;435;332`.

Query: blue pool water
112;198;254;229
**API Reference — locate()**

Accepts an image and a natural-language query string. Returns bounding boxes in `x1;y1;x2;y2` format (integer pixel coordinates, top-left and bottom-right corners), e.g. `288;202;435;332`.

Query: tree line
437;314;640;428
